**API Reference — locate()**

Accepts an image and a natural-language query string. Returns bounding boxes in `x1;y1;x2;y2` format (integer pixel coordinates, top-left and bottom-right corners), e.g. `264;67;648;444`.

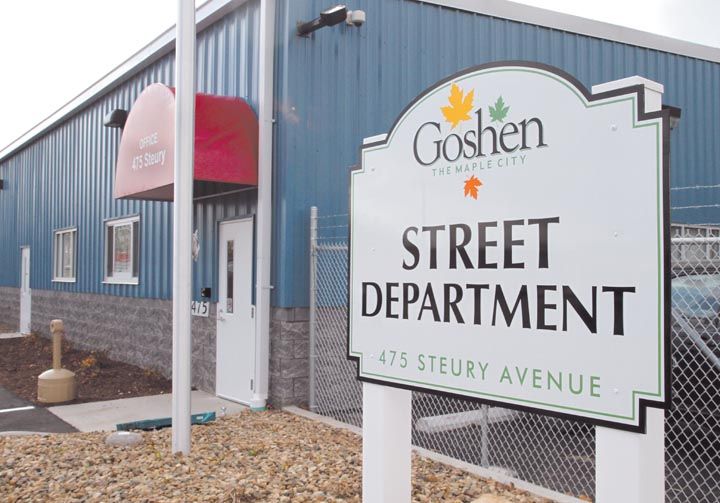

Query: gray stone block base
8;289;311;407
269;307;310;409
29;290;216;393
0;286;20;330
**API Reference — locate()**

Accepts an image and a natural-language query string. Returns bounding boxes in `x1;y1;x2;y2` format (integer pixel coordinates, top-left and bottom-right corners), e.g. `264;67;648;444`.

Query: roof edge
0;0;249;163
416;0;720;64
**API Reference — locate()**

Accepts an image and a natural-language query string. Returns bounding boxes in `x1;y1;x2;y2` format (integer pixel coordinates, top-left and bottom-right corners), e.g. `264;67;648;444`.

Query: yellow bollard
37;319;77;403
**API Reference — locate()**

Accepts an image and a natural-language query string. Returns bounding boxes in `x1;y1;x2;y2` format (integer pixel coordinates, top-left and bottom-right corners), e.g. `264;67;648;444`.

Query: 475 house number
377;350;408;368
191;301;210;317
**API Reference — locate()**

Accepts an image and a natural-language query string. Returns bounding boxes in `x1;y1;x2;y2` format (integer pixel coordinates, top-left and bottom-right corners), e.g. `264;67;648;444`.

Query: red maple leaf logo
463;175;483;199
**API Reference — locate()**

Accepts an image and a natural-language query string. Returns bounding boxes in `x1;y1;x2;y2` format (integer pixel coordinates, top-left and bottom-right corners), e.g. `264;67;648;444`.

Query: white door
19;247;31;334
216;218;255;403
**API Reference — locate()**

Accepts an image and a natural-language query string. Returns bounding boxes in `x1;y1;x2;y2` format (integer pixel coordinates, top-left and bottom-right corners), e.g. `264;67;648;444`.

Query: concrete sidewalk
49;390;247;432
0;333;24;339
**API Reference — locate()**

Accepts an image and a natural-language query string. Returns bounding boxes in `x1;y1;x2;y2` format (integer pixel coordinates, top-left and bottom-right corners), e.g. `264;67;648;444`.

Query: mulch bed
0;334;171;406
0;411;551;502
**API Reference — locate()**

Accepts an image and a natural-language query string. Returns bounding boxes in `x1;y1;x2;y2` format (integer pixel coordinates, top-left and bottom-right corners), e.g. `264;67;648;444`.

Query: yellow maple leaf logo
441;83;474;129
464;175;482;199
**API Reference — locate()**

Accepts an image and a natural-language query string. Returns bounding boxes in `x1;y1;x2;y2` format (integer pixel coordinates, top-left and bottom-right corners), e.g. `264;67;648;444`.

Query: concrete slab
49;390;247;432
0;333;24;339
0;431;51;437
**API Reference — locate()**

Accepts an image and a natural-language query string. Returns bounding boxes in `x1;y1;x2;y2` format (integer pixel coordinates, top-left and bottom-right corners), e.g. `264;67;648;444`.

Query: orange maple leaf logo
441;83;474;129
464;175;482;199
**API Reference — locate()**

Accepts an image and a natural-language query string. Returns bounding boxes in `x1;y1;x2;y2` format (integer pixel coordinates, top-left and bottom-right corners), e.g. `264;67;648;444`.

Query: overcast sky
1;0;718;151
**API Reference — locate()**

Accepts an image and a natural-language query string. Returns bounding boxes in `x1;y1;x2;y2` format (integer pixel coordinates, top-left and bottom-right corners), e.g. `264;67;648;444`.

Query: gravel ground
0;410;552;502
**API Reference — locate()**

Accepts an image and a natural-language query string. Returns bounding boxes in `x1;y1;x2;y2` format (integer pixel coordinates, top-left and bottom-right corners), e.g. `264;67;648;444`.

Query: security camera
346;10;366;27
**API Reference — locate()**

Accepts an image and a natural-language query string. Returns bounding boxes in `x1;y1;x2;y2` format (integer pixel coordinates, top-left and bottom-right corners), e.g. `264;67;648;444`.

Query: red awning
114;83;258;200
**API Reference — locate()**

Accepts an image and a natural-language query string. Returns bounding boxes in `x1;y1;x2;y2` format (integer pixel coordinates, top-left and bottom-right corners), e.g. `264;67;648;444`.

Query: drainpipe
309;206;318;412
251;0;275;411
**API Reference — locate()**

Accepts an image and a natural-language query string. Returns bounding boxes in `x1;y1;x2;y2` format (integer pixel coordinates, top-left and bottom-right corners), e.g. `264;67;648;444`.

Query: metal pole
172;0;195;455
479;404;489;467
671;237;720;244
308;206;318;412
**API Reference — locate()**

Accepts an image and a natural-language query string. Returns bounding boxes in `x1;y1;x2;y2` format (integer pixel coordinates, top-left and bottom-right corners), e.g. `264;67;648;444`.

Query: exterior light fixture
103;109;128;129
297;4;348;37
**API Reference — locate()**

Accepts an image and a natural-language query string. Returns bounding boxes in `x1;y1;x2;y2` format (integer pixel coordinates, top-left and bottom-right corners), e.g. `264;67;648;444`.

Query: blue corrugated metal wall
2;0;719;308
0;0;260;300
272;0;720;308
0;157;19;286
192;189;258;302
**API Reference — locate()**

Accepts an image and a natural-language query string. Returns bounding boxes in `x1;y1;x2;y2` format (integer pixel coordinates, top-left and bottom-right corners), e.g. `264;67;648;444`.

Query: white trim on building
0;0;249;163
103;215;140;285
2;0;720;165
52;227;77;283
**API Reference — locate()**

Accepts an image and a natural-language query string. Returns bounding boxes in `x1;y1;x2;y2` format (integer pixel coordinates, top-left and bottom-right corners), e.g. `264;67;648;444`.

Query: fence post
309;206;318;412
480;404;490;467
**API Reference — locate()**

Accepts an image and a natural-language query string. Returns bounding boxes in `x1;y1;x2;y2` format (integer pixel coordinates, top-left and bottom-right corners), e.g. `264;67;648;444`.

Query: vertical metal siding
0;158;19;286
193;189;258;303
2;0;719;308
0;0;260;299
272;0;720;307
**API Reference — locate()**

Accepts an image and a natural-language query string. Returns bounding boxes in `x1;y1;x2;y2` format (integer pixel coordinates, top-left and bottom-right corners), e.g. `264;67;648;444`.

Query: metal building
0;0;718;413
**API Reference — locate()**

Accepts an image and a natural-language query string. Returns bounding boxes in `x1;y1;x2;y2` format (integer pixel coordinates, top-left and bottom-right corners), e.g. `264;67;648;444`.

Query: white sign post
362;382;411;502
349;63;670;502
592;76;666;503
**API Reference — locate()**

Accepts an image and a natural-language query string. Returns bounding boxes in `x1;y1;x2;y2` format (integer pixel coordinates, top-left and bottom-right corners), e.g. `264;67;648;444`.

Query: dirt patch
0;411;552;502
0;334;171;405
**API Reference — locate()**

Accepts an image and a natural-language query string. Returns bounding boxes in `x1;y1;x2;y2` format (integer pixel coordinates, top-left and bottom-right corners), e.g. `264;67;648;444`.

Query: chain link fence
309;210;720;502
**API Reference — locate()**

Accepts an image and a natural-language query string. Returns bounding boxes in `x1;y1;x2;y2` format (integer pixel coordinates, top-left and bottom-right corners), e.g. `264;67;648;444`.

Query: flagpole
172;0;195;454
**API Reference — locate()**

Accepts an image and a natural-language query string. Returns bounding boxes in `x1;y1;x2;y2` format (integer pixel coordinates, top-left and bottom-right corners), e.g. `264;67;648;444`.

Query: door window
226;240;234;313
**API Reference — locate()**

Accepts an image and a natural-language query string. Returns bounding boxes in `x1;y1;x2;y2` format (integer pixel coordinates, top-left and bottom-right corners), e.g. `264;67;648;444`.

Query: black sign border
347;60;671;434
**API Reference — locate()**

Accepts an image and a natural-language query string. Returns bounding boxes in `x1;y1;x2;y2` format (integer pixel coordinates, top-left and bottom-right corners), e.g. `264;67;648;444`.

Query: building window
53;228;77;282
104;216;140;284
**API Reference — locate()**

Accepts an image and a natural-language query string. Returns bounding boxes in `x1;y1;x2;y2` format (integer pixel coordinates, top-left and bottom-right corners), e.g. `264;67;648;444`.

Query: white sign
191;301;209;318
349;63;669;431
